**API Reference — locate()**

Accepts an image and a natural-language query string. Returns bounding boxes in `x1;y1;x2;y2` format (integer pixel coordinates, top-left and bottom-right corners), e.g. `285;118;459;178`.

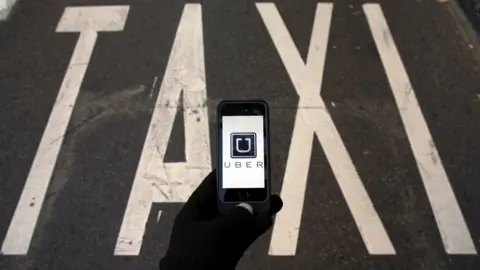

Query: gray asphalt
1;0;480;269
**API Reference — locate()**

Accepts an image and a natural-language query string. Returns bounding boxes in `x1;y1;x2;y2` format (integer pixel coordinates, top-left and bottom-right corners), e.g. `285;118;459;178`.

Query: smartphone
216;100;271;215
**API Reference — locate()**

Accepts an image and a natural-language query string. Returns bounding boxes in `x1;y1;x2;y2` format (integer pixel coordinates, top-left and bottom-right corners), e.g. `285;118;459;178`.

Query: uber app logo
231;133;256;158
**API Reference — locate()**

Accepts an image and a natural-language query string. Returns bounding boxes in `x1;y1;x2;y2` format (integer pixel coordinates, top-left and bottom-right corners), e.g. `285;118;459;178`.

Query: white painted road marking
0;6;130;255
0;0;18;21
364;3;477;254
114;3;211;256
257;3;396;256
1;2;476;258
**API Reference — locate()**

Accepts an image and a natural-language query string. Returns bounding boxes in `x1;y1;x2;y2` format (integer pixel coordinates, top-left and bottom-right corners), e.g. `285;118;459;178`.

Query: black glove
159;170;283;270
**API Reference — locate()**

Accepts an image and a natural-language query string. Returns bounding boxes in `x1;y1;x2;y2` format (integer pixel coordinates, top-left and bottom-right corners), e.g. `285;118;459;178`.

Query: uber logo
231;133;256;158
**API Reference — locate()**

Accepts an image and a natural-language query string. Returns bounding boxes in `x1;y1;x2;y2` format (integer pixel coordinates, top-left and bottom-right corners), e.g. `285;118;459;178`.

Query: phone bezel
216;100;271;214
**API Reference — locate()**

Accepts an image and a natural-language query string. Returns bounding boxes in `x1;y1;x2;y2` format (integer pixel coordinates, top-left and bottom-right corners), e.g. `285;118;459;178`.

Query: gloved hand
159;170;283;270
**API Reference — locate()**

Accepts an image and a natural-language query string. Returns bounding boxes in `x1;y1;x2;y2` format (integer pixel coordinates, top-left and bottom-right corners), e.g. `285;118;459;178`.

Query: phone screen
222;115;265;188
217;102;269;203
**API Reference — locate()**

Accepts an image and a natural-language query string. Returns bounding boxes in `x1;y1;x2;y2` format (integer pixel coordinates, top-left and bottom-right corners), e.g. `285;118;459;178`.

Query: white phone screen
221;115;265;189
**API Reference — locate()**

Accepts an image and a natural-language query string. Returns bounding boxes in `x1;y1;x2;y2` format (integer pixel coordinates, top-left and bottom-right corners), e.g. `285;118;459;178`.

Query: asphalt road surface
1;0;480;269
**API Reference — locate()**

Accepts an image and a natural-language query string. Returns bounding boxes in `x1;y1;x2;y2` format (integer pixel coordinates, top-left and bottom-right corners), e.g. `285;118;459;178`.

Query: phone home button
239;191;249;201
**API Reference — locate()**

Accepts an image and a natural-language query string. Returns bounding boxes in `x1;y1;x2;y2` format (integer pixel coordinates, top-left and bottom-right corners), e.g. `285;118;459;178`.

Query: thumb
218;204;273;239
213;204;267;265
219;203;256;232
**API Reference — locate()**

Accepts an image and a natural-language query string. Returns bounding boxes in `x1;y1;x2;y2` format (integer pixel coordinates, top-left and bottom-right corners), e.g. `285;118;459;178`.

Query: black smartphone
216;100;271;215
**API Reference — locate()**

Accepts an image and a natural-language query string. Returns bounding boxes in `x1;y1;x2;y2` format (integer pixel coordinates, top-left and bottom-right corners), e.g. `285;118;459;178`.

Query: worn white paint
364;4;477;254
0;0;17;21
114;4;211;256
56;6;130;32
0;6;129;255
156;211;162;223
258;3;396;256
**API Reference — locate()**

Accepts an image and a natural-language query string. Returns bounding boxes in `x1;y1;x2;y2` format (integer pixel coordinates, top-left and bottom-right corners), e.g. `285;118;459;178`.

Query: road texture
0;0;479;269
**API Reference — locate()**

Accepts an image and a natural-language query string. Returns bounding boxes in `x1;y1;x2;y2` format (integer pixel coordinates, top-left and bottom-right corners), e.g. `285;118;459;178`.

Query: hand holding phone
216;100;271;215
160;170;283;270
